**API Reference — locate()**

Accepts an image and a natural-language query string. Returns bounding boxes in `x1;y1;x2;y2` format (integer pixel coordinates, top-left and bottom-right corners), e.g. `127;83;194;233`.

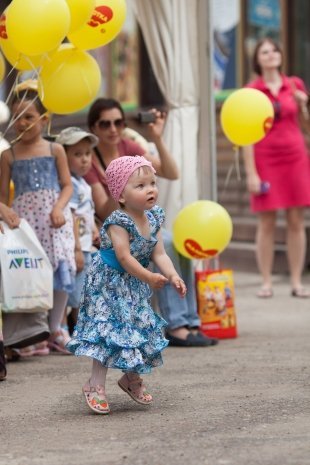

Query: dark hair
87;98;125;130
10;89;47;115
252;38;283;75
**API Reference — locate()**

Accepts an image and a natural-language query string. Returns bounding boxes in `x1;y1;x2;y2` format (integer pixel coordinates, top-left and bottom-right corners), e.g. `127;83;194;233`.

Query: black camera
137;111;156;124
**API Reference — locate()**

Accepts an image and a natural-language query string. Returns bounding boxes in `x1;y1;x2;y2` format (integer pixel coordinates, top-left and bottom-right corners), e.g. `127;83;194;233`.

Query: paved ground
1;271;310;465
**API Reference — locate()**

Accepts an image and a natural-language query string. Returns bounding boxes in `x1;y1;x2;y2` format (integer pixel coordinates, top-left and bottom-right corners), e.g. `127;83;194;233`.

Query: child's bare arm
151;230;187;297
51;144;73;228
109;225;168;290
0;203;20;232
0;150;12;205
72;212;84;272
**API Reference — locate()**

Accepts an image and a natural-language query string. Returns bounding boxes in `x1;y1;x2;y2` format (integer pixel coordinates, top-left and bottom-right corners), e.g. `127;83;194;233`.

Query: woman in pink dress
243;38;310;298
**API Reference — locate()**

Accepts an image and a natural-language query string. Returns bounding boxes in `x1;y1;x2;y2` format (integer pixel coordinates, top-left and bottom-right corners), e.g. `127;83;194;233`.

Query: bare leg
90;359;108;387
49;290;68;333
256;211;277;291
286;207;307;290
47;290;71;354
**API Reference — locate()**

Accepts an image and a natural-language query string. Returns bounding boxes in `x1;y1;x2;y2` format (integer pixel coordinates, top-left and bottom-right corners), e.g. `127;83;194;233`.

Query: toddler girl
67;156;186;414
0;84;75;353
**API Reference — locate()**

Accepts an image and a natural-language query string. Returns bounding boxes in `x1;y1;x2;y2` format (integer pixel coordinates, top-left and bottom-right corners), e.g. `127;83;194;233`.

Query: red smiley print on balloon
263;116;274;135
0;14;8;40
184;239;218;259
88;5;113;28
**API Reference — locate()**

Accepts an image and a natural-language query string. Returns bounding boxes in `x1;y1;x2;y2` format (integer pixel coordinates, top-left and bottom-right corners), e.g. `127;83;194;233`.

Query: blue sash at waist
93;248;149;272
98;249;125;272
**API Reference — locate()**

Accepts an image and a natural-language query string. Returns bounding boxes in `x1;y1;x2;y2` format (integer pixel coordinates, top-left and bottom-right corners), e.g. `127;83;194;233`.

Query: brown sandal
82;383;110;414
118;373;153;405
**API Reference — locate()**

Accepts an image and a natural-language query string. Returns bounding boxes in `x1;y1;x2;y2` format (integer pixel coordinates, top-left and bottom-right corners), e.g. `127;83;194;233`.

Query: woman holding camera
85;98;178;220
84;98;217;347
243;38;310;298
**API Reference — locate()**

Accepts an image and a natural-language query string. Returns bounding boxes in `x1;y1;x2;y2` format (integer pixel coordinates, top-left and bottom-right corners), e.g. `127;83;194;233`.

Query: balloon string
1;70;48;143
9;112;48;145
47;114;59;138
4;72;20;108
234;146;241;180
221;145;241;196
0;64;18;94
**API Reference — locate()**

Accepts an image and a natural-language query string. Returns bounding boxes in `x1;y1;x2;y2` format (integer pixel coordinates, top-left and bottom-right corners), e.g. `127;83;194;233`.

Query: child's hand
170;275;187;297
0;206;20;232
50;206;66;228
75;249;84;272
147;272;168;290
92;225;100;247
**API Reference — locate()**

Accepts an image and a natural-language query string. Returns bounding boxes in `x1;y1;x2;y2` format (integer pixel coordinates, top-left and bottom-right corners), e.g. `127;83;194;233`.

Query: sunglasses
97;118;125;130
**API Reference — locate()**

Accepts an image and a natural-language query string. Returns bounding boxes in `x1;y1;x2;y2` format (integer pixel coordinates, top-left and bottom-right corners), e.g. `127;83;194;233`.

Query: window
243;0;282;82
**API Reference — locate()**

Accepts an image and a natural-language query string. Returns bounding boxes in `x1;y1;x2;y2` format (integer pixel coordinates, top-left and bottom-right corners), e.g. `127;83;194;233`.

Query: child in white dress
0;85;75;354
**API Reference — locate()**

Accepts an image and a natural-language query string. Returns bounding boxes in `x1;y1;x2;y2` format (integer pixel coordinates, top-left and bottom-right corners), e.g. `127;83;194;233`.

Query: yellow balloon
0;39;44;71
0;11;45;70
68;0;126;50
0;52;5;82
38;47;101;114
220;88;274;146
6;0;70;56
173;201;233;259
66;0;96;33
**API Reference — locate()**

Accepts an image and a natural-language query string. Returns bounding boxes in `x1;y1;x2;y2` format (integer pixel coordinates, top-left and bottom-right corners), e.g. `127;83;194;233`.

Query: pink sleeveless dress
247;75;310;212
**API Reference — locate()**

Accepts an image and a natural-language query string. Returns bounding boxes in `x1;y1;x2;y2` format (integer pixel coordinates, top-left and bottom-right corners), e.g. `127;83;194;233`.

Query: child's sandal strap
117;374;153;405
82;384;110;414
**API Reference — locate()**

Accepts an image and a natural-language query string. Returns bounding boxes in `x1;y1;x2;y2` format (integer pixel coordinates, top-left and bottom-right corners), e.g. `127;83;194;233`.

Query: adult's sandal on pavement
166;332;218;347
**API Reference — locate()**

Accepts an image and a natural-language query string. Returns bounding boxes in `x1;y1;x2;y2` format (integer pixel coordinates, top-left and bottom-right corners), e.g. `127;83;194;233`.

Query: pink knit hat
105;155;156;201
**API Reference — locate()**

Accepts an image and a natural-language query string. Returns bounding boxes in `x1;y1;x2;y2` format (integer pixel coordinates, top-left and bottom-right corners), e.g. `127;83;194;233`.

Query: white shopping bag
0;219;53;312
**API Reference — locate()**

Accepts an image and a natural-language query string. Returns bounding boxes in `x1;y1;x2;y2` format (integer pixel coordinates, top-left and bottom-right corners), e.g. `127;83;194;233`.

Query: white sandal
82;383;110;414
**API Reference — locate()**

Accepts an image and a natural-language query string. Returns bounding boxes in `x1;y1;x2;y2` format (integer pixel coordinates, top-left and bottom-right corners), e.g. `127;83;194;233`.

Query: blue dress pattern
67;205;169;374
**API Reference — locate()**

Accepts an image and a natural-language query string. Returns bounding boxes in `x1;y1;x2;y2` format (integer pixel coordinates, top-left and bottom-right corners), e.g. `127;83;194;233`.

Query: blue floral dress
67;206;168;374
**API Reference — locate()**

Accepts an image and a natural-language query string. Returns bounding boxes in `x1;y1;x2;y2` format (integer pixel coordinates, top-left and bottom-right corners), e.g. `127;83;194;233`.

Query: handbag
290;78;310;150
195;265;238;339
0;219;53;312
